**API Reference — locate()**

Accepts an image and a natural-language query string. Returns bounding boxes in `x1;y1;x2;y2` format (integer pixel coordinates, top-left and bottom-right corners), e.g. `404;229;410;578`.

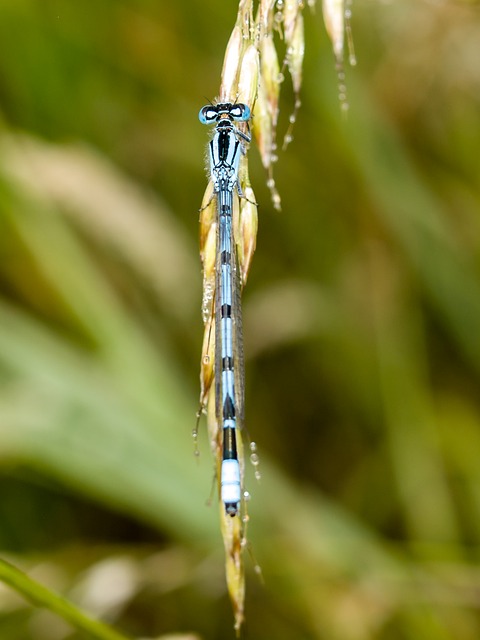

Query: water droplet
289;114;296;124
271;154;278;163
243;490;251;501
341;102;349;113
349;54;357;67
266;178;275;189
250;442;257;453
277;72;285;83
254;564;262;576
345;9;352;19
255;470;262;481
284;134;293;146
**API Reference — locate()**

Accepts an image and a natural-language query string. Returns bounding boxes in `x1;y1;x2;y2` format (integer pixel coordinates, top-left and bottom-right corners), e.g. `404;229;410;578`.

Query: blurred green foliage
0;0;480;638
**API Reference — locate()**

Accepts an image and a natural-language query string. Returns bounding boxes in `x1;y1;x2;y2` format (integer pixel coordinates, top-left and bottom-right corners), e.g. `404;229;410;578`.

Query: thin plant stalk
0;558;132;640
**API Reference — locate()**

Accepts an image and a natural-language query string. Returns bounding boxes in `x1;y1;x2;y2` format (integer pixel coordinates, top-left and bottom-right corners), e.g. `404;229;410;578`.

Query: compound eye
230;103;251;122
199;106;218;124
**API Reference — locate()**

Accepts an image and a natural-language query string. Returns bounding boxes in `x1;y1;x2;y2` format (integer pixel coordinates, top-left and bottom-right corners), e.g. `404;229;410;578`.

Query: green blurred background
1;0;480;638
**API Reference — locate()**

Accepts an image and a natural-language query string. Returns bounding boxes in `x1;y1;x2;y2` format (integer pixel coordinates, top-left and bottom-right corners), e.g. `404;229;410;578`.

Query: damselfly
199;102;251;517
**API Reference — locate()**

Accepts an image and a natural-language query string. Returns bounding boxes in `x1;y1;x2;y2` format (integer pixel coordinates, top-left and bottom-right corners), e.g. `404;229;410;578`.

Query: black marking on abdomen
223;394;236;420
220;249;230;265
223;425;238;459
222;356;234;370
221;303;231;318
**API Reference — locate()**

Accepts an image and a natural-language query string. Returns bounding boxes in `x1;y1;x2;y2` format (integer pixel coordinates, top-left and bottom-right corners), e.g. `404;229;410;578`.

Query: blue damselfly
199;102;251;517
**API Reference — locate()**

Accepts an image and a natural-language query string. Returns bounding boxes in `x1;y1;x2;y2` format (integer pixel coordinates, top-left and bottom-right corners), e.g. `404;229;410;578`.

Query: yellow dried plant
197;0;355;631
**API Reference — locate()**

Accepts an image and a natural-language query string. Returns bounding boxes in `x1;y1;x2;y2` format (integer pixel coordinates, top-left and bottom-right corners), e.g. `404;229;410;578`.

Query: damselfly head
199;102;251;125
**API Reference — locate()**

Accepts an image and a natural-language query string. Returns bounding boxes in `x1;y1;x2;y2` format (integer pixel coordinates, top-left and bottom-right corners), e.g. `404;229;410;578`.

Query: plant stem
0;557;132;640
